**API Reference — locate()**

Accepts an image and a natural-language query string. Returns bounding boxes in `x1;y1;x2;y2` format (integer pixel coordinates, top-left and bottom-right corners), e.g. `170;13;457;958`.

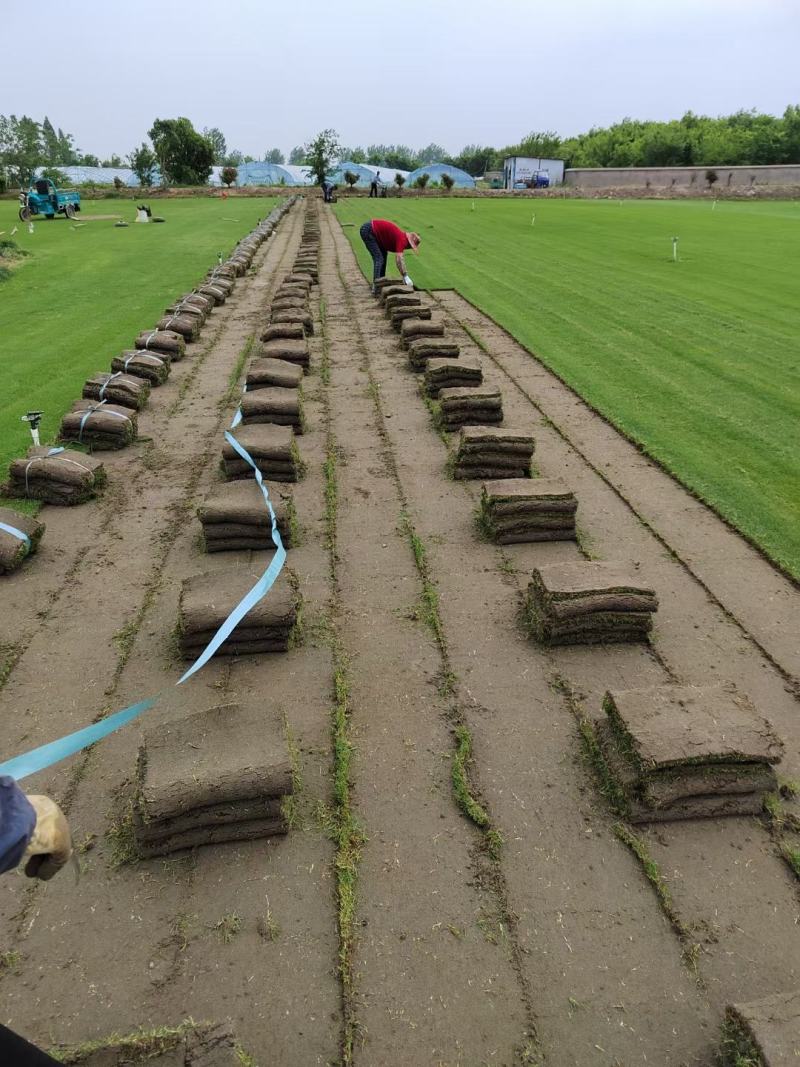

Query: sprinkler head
21;411;44;429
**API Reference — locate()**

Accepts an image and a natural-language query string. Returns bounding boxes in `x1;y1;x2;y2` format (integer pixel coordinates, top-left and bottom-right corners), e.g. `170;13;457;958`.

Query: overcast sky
3;0;797;158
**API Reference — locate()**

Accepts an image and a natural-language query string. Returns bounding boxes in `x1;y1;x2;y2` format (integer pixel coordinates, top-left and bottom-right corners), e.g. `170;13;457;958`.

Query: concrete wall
565;164;800;190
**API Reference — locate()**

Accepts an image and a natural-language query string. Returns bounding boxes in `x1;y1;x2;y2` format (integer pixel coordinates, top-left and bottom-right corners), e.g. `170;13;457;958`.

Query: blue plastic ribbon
0;521;30;549
176;430;286;684
230;384;246;428
0;699;157;781
77;403;129;442
99;372;121;400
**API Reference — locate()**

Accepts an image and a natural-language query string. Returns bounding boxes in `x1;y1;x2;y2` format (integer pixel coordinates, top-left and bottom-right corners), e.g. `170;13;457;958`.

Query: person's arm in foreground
394;250;411;285
0;776;72;880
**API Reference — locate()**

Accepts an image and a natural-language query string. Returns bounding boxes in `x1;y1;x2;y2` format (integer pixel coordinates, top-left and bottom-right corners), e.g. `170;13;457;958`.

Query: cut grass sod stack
452;427;535;480
400;316;446;348
0;506;44;574
60;401;137;450
261;323;305;343
721;989;800;1066
246;356;304;390
82;372;150;410
5;446;106;505
221;424;301;482
408;337;461;371
479;477;577;542
384;292;421;317
438;385;503;429
595;684;783;823
198;480;295;553
155;312;201;342
135;329;186;360
196;282;227;306
271;307;313;335
111;351;170;386
261;337;310;370
177;567;298;658
379;283;414;305
50;1021;246;1066
240;387;304;433
525;560;658;646
133;703;292;857
390;304;432;330
424;353;483;396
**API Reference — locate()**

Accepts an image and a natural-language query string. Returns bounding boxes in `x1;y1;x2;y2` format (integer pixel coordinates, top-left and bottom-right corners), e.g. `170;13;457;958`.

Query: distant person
321;179;337;203
359;218;420;293
0;776;73;1064
369;170;381;198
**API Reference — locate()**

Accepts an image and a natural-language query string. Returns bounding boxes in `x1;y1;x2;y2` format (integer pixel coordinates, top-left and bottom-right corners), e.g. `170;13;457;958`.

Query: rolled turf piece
198;480;295;552
391;305;432;330
205;272;235;296
272;297;308;314
424;354;483;396
83;372;150;410
271;309;313;335
178;568;298;658
134;703;292;855
275;284;309;300
60;401;137;450
262;338;310;369
285;273;313;289
721;989;800;1066
0;506;45;574
596;684;783;823
196;282;227;306
453;427;535;480
261;322;305;343
385;293;421;314
479;478;576;542
50;1021;244;1065
379;284;415;305
246;357;304;390
525;561;658;646
170;291;213;316
155;312;201;342
135;329;186;360
5;446;106;505
111;351;170;385
400;317;446;347
222;424;301;482
240;387;304;433
408;338;461;371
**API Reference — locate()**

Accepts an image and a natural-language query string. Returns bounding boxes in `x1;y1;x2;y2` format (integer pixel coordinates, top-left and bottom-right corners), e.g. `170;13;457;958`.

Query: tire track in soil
0;201;342;1066
318;207;533;1065
325;214;787;1064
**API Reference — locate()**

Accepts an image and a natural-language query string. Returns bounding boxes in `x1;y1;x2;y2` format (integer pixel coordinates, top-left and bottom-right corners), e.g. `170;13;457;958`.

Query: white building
503;156;565;188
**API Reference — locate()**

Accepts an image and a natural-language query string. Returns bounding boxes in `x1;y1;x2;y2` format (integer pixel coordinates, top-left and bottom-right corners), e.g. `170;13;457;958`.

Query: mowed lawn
0;195;279;481
335;197;800;579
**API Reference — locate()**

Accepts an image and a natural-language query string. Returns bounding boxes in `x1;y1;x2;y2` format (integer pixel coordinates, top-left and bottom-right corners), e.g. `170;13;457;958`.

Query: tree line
2;107;798;190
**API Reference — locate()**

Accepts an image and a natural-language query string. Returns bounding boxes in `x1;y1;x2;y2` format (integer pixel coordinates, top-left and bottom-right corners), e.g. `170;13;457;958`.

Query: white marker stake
672;236;679;262
712;200;717;211
531;214;536;227
471;200;475;212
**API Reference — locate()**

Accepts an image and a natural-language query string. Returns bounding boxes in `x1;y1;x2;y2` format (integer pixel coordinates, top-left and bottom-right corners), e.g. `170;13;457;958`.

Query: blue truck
19;178;81;221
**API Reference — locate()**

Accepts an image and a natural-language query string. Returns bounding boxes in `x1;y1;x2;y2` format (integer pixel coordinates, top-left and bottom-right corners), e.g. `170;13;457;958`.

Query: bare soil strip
0;203;340;1064
324;212;800;1065
319;213;533;1064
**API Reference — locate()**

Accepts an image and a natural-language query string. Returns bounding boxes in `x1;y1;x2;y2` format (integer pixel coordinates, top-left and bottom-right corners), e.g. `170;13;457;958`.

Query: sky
2;0;798;159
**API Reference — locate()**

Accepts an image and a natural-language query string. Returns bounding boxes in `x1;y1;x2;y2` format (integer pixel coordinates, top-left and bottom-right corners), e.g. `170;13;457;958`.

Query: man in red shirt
359;218;421;294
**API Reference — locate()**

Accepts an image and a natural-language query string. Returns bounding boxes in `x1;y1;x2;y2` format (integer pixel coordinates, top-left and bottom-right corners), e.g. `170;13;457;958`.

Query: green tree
223;149;244;166
340;146;367;163
149;117;215;185
221;166;238;187
416;143;446;163
0;115;44;186
203;126;227;163
101;154;123;168
39;166;67;185
288;145;307;164
79;153;100;167
264;148;284;164
414;172;430;190
343;170;359;190
394;172;406;194
128;143;157;186
41;116;59;163
441;172;455;192
304;128;340;185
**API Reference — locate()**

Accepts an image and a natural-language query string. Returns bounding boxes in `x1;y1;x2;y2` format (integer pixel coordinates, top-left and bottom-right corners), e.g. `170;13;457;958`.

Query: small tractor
19;178;81;221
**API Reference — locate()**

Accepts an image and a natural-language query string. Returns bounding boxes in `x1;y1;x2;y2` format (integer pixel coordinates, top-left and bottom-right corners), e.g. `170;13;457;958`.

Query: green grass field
334;198;800;579
0;196;279;484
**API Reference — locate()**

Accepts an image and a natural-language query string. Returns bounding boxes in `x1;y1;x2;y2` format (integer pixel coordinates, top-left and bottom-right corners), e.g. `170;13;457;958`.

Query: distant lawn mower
19;178;81;221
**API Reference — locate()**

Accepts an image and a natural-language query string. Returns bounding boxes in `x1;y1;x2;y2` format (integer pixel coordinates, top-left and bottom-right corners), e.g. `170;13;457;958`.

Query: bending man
359;218;421;294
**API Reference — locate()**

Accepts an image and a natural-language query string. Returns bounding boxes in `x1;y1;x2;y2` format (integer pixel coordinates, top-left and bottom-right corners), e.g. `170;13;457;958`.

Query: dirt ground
0;199;797;1067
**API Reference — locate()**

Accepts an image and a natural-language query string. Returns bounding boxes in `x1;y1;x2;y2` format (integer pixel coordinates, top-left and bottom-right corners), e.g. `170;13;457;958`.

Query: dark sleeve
0;776;36;875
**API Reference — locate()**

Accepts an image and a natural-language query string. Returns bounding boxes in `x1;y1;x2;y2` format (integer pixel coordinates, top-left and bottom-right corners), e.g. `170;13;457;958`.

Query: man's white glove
403;274;413;288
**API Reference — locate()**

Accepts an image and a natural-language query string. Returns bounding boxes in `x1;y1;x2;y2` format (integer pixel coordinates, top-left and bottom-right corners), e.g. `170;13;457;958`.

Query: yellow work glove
22;795;73;880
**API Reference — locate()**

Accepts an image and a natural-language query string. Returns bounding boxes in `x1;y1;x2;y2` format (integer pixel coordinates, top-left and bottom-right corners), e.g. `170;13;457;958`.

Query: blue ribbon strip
0;413;288;778
0;699;157;781
0;521;31;549
99;373;121;400
77;403;129;442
